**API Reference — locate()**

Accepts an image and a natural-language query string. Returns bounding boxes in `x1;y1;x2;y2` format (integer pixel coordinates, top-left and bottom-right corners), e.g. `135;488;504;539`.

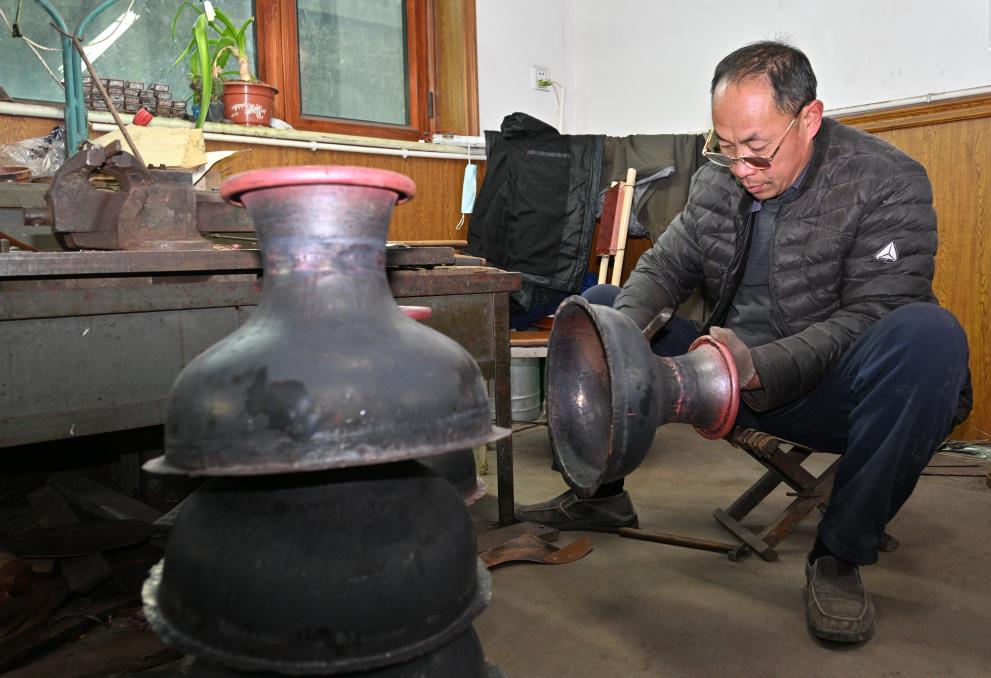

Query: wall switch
531;66;550;91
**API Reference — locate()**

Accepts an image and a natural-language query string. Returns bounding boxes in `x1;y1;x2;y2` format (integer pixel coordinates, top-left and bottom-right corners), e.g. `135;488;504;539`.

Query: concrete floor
472;423;991;678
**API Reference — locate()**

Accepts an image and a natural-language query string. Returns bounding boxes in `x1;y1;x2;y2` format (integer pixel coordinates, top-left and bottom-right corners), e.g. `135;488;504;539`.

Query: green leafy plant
171;2;256;127
209;8;256;83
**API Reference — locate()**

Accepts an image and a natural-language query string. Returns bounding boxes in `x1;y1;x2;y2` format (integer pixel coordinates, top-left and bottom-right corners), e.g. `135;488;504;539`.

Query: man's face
710;77;821;200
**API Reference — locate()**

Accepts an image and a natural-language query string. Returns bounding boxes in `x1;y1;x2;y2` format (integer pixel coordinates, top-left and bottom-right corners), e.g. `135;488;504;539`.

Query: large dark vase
546;295;739;497
147;166;506;477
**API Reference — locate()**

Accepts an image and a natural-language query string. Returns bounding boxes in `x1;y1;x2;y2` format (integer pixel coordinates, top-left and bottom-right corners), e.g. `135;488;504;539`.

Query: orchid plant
171;1;255;127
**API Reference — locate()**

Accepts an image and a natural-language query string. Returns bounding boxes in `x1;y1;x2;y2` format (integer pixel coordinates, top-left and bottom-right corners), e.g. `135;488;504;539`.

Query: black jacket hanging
467;112;604;310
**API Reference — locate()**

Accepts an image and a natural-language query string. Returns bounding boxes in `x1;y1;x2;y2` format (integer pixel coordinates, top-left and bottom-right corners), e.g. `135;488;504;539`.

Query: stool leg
757;457;839;548
722;468;785;522
713;508;779;561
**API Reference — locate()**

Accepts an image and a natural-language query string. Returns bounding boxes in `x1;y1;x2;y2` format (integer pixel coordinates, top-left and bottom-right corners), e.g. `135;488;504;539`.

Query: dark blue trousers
582;285;970;565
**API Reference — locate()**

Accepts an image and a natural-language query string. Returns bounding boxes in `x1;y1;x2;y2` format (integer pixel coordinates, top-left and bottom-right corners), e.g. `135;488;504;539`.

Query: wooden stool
509;329;550;359
714;427;899;561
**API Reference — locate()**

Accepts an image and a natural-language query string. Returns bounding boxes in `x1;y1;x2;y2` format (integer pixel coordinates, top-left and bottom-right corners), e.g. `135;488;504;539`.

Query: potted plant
172;2;224;127
209;9;278;126
172;2;278;127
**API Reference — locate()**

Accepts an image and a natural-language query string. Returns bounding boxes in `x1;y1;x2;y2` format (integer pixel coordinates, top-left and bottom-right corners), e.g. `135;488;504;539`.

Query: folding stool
714;427;899;561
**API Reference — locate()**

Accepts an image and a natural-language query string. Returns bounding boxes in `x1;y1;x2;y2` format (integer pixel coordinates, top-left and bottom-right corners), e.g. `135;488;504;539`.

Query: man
516;41;971;643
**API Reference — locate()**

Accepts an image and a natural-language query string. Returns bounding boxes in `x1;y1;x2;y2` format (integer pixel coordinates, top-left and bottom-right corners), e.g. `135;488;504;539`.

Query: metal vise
24;142;216;251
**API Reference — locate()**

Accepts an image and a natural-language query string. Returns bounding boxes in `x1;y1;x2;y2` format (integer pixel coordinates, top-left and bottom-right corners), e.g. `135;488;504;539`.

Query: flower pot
222;80;278;126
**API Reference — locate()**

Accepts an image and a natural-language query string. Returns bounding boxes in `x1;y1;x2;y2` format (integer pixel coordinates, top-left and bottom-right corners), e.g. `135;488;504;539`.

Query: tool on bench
14;3;252;252
23;142;217;251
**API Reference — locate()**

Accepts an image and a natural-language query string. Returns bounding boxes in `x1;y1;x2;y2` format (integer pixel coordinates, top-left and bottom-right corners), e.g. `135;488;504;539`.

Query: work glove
708;326;761;390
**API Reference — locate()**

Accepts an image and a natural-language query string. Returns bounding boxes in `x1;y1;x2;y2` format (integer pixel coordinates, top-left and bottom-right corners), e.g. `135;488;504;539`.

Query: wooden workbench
0;249;521;524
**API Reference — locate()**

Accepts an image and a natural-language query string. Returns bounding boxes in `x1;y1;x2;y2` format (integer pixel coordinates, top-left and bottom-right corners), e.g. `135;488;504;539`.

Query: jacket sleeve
745;166;937;411
613;174;708;329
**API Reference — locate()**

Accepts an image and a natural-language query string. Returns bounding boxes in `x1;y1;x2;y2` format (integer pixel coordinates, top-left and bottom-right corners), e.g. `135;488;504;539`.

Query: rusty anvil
23;142;252;251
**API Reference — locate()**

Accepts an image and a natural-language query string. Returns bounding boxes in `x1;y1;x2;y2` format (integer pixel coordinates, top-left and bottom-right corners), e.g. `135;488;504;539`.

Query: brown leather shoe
513;489;639;532
806;556;875;643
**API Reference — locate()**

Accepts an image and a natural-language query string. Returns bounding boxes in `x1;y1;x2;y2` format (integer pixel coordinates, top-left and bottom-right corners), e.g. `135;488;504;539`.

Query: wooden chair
595;168;637;285
713;427;899;561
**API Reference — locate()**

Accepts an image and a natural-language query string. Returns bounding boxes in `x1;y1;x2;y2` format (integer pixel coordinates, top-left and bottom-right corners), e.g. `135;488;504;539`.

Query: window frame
255;0;446;141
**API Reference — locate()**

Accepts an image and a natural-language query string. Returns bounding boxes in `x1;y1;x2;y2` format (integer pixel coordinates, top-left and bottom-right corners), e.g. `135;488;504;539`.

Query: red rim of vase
686;335;740;440
221;165;417;207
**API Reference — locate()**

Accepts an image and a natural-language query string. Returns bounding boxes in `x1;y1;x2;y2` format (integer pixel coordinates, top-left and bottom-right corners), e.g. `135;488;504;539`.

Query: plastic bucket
489;358;542;422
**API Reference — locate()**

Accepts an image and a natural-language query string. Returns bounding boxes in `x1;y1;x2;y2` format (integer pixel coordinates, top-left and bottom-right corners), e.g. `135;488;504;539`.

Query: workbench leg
493;292;515;526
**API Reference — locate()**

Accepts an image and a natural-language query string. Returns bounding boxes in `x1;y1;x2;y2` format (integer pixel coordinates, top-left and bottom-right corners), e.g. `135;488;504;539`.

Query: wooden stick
618;527;737;554
597;254;610;284
610;167;636;285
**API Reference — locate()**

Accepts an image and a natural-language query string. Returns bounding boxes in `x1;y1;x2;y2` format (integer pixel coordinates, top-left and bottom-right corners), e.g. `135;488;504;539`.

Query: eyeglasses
703;115;799;169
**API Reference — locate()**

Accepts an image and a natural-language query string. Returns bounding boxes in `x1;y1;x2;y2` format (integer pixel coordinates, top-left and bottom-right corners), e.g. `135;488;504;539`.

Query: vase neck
240;184;397;280
261;234;386;277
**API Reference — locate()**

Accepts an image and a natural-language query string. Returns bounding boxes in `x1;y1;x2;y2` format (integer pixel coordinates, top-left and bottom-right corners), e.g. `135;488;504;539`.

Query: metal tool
23;142;213;251
618;527;749;561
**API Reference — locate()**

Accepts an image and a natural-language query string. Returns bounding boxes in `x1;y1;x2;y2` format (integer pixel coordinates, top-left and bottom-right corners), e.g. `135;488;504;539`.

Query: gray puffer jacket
615;117;938;411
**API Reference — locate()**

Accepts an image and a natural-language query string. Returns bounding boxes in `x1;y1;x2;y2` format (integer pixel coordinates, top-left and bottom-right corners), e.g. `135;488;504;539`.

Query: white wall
476;0;573;133
477;0;991;135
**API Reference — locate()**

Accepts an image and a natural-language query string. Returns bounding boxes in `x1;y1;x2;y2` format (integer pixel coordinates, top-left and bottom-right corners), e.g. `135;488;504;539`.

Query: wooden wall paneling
0;114;62;147
838;94;991;134
842;96;991;440
206;138;482;243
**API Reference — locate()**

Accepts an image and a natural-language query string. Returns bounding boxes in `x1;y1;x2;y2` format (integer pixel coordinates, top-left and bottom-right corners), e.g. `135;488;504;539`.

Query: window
0;0;477;141
256;0;439;140
0;0;255;107
297;0;411;127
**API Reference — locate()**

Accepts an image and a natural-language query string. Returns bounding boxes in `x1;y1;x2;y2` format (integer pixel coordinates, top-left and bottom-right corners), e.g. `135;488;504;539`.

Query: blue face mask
461;163;477;214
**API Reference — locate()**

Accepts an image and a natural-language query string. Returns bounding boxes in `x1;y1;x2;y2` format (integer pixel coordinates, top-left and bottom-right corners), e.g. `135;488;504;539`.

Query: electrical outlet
531;66;550;91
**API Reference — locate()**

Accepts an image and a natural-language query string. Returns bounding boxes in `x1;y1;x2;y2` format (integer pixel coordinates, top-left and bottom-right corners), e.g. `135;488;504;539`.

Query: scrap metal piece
479;535;592;568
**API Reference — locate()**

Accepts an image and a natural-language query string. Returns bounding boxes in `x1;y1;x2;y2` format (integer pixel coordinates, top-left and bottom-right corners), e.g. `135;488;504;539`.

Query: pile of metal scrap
0;471;180;675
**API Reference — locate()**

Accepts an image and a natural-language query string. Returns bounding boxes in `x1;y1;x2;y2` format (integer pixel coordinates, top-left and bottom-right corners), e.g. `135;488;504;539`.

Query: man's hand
708;326;761;390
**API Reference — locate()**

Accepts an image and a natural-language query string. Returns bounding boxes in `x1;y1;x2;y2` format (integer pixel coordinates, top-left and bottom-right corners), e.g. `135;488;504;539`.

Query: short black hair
710;41;817;116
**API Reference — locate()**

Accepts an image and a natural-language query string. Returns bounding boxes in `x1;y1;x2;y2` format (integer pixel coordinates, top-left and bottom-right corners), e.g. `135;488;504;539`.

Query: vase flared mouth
221;165;416;207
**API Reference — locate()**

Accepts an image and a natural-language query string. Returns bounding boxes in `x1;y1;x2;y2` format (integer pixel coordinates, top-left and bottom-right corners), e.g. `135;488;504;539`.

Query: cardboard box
93;126;207;169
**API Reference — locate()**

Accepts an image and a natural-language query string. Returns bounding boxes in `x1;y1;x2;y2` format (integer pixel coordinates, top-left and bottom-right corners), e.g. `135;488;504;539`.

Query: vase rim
222;165;416;207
